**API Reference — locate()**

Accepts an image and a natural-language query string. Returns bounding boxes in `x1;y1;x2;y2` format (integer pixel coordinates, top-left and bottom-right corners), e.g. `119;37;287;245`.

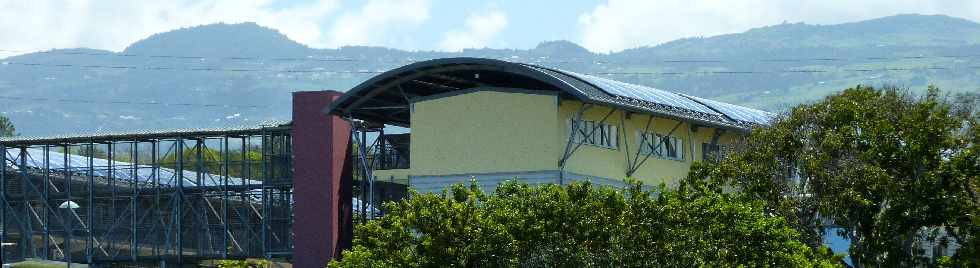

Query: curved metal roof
325;57;773;131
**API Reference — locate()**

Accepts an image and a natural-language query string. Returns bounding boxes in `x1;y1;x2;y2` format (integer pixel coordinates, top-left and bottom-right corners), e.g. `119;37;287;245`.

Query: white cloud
437;9;508;52
0;0;339;56
324;0;431;49
577;0;980;53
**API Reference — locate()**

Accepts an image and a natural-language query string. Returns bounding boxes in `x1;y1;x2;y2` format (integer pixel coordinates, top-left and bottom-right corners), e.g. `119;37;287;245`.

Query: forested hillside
2;14;979;135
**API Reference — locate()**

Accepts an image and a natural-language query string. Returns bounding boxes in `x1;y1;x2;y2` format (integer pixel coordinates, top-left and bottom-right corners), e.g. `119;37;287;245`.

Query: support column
292;90;352;267
175;138;184;264
1;144;6;264
63;144;71;264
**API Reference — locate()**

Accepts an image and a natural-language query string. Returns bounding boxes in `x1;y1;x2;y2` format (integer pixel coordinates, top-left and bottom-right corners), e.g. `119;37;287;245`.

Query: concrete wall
292;91;352;267
408;88;561;176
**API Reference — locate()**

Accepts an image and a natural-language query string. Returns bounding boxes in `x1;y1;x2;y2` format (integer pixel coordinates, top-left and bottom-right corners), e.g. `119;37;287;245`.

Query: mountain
124;23;310;57
665;14;980;53
531;40;593;58
2;14;980;136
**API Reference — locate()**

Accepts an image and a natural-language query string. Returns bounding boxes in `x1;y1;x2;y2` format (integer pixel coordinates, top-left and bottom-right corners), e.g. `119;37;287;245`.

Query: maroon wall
292;91;353;268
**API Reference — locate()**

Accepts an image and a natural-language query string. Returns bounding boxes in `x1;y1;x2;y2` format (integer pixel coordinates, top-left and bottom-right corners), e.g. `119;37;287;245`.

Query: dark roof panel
682;94;775;125
558;70;720;116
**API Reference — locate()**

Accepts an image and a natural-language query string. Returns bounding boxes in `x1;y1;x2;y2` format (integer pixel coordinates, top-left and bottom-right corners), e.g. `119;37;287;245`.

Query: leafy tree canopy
0;115;15;137
685;86;979;267
330;181;840;267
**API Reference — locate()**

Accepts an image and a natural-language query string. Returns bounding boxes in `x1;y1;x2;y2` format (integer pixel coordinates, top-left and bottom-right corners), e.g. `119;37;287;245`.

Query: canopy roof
325;57;773;131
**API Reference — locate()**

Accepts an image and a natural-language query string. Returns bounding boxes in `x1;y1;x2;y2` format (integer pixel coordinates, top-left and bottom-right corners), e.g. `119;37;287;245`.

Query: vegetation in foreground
330;180;840;267
686;86;979;267
214;259;271;268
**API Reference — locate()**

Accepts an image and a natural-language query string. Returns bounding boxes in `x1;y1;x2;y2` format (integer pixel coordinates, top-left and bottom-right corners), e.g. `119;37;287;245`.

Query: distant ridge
621;14;980;57
124;22;310;57
2;14;980;136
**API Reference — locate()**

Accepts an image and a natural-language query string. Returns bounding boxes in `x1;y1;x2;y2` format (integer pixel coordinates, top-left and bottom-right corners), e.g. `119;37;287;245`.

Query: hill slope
2;14;979;135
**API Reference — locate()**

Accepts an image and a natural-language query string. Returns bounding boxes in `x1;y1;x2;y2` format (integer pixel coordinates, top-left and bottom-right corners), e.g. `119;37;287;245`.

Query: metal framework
349;121;409;224
1;123;292;266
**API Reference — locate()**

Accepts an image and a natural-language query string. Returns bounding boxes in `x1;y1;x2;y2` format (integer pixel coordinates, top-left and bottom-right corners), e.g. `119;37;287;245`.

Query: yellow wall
374;89;745;188
558;100;743;187
407;89;561;176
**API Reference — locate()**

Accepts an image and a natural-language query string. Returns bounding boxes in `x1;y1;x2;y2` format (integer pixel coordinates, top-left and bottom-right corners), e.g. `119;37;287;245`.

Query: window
639;131;684;161
569;119;618;149
702;143;734;161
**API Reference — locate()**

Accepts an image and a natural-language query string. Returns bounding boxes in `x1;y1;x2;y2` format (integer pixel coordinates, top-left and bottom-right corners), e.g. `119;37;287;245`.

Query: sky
1;0;980;57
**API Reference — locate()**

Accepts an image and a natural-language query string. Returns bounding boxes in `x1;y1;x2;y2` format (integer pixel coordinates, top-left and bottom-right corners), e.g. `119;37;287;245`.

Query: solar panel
5;148;260;188
682;95;775;125
560;71;722;116
5;148;369;208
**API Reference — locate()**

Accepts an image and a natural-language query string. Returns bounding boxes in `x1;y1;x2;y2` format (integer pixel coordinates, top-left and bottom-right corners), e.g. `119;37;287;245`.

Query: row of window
568;120;685;161
568;120;619;149
638;132;684;161
568;120;737;162
702;143;736;161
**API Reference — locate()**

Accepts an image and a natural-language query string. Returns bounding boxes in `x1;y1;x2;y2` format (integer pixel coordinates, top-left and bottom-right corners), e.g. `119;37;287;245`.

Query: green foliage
9;260;86;268
216;259;270;268
686;85;980;267
159;146;263;179
0;115;15;137
61;146;110;160
330;181;839;267
48;144;264;180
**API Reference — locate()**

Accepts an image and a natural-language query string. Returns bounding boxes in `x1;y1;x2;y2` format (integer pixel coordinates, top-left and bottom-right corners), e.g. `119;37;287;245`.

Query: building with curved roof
325;57;773;191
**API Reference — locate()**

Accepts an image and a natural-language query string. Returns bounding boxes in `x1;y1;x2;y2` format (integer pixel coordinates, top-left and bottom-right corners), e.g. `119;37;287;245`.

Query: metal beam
628;115;656;175
408;79;460;92
620;112;633;173
2;129;294;265
42;145;51;259
341;64;505;114
628;121;684;177
175;138;183;264
0;143;6;263
63;143;71;264
429;73;487;88
561;108;617;165
558;103;591;184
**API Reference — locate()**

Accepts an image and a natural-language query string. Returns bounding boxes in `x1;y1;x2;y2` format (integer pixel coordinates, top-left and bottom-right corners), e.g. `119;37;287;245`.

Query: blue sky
409;0;602;50
1;0;979;56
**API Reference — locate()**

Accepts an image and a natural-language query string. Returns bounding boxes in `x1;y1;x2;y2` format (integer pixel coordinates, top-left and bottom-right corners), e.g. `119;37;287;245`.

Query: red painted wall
292;91;353;267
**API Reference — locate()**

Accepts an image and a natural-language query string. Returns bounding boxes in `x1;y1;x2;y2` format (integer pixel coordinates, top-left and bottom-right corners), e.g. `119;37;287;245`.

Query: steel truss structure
1;123;292;266
349;121;409;224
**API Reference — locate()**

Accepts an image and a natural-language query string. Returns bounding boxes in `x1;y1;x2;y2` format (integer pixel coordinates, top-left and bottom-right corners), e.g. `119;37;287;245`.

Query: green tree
216;259;270;268
159;146;263;179
0;115;15;137
685;86;979;267
330;181;839;267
